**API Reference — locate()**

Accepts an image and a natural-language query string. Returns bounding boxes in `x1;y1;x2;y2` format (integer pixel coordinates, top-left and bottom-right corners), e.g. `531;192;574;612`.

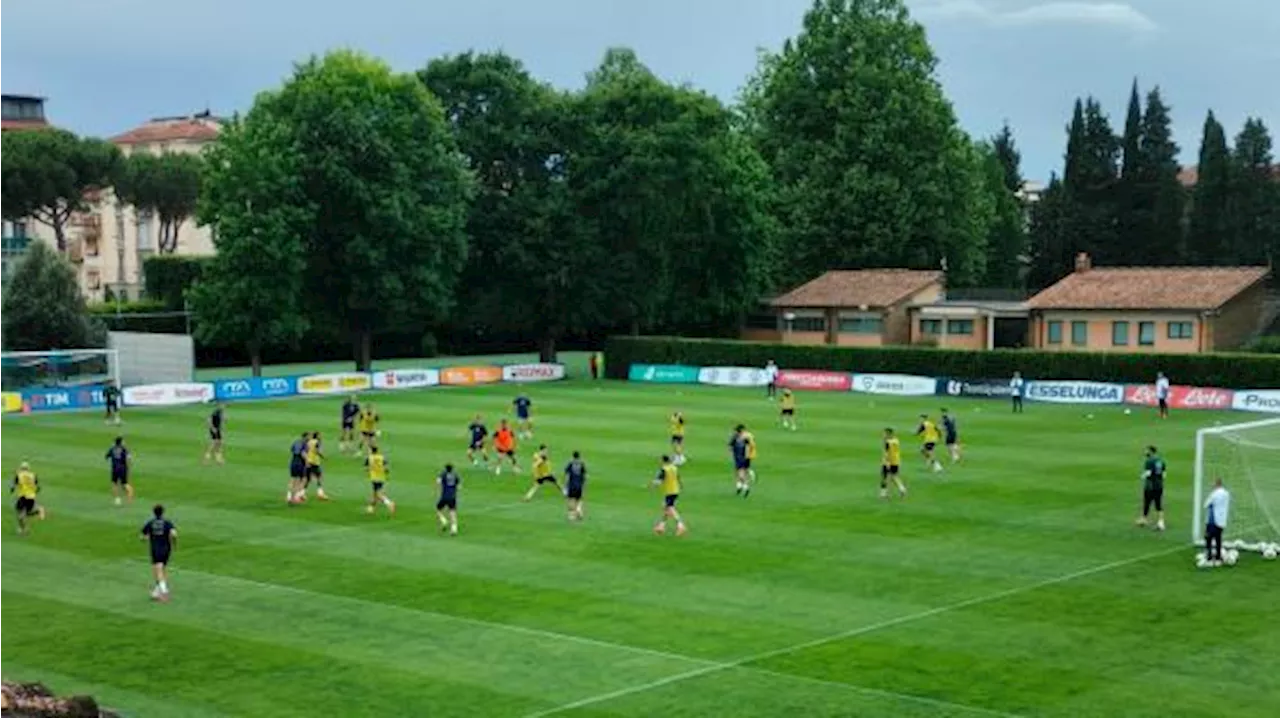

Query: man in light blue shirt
1009;372;1025;414
1203;478;1231;565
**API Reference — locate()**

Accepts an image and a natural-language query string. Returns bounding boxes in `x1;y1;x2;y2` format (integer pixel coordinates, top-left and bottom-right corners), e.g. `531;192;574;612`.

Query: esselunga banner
1025;380;1123;404
851;373;936;396
214;376;298;401
373;368;440;390
124;382;215;407
1;391;22;413
698;367;769;387
628;364;701;384
1233;390;1280;414
297;372;372;395
502;363;566;383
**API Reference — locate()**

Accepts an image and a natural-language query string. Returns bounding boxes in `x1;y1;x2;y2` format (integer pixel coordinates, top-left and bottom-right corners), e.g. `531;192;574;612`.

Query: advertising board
214;376;298;401
440;366;503;386
502;364;566;383
123;382;215;407
777;369;853;392
937;378;1016;399
627;364;701;384
1124;385;1234;411
20;386;106;412
298;373;372;395
1026;381;1123;404
697;367;770;387
1233;390;1280;414
851;373;936;396
373;369;440;390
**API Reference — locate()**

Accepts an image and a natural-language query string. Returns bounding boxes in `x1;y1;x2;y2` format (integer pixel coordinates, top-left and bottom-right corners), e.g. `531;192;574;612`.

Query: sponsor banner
373;369;440;390
1125;385;1234;411
440;366;503;386
627;364;701;384
937;378;1016;399
20;386;106;413
1233;390;1280;414
298;372;372;395
778;369;853;392
852;373;936;397
214;376;298;401
1026;380;1123;405
124;382;215;407
1;391;22;413
698;367;770;387
502;363;566;383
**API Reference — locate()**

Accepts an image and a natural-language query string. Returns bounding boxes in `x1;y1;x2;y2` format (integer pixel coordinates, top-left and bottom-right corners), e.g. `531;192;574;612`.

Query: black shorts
536;476;558;485
362;431;376;439
469;440;484;451
111;471;129;485
209;427;223;441
734;458;750;471
566;484;584;500
1143;486;1164;513
436;496;457;511
881;464;900;478
15;496;36;515
671;435;684;444
945;436;958;447
290;460;305;479
371;481;385;493
342;420;355;431
781;408;794;416
105;402;119;414
664;494;679;508
151;549;171;566
923;442;936;452
305;464;322;479
1158;398;1169;411
517;414;530;423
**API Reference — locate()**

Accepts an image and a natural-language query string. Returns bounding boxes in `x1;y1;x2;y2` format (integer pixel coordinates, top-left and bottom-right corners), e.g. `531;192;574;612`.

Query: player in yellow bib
650;456;687;536
364;445;395;515
357;405;380;457
881;428;907;499
915;414;943;473
523;445;560;501
669;411;686;465
779;389;797;430
10;462;46;535
303;432;329;501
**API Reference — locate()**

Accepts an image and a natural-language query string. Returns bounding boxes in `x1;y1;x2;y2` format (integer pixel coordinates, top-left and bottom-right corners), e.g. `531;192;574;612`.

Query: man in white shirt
1204;478;1231;565
1009;372;1024;414
1155;372;1171;419
764;360;779;400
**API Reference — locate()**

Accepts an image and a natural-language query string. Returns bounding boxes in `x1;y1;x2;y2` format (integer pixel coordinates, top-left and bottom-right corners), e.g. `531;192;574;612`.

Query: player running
340;396;360;453
105;436;134;505
670;411;687;465
564;451;588;521
304;431;329;501
11;462;45;535
204;403;226;465
729;425;753;497
436;463;462;535
493;420;519;475
287;432;308;503
513;394;534;439
941;408;961;463
523;445;560;501
651;455;687;536
103;381;122;425
365;445;395;516
915;414;943;473
1136;445;1167;531
880;428;907;499
357;403;380;456
467;414;491;467
779;389;797;430
140;504;176;602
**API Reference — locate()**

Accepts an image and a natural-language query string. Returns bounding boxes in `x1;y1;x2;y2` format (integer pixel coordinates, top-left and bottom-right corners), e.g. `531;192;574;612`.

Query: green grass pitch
2;379;1276;717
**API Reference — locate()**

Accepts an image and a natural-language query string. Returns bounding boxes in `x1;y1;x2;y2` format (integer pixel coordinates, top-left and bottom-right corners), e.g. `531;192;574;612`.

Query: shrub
605;336;1280;388
88;299;187;334
1242;335;1280;355
143;256;211;309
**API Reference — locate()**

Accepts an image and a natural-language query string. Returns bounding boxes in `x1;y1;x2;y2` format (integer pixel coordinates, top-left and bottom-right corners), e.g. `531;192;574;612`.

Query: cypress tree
1187;111;1231;264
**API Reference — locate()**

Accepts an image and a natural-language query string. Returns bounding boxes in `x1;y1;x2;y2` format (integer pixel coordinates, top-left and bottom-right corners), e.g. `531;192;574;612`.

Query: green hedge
88;300;188;334
605;336;1280;388
143;256;211;309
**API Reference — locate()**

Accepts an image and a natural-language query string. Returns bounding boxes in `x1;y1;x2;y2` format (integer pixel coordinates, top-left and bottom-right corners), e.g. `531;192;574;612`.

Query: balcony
67;239;84;264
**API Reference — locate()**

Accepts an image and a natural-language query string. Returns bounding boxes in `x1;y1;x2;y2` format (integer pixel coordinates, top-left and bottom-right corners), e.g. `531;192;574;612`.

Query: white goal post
0;349;120;392
1193;417;1280;553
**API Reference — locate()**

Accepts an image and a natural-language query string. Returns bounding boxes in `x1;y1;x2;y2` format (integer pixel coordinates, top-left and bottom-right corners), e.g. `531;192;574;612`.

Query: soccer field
2;379;1276;717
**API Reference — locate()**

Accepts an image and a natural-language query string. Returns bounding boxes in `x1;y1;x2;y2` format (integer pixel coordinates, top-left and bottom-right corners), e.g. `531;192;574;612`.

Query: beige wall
1033;311;1205;353
1210;283;1267;350
884;283;943;345
742;328;782;342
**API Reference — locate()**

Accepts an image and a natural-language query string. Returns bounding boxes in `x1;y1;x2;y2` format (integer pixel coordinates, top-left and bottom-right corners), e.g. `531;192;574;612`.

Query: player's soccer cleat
654;522;666;535
114;497;122;506
1156;520;1165;531
675;524;687;537
449;525;458;536
1135;517;1148;527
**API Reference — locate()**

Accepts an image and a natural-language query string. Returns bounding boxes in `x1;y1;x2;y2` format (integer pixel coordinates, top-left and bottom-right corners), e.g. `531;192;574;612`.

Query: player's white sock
114;497;122;506
1156;519;1165;531
450;522;458;535
158;580;168;594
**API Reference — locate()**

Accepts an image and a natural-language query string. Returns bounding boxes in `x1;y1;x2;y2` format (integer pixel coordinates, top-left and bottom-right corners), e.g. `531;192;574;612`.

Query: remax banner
20;386;106;413
373;368;440;390
777;369;853;392
214;376;298;401
852;373;936;396
298;372;372;395
1026;380;1123;404
124;382;215;407
1233;390;1280;414
628;364;701;384
1125;385;1234;411
938;378;1016;399
502;364;566;383
698;367;770;387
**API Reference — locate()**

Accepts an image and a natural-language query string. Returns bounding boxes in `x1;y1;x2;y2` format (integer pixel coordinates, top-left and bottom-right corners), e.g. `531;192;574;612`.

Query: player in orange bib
492;420;519;475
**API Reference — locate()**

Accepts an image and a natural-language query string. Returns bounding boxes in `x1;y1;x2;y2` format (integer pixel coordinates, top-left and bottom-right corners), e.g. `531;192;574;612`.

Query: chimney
1075;252;1092;273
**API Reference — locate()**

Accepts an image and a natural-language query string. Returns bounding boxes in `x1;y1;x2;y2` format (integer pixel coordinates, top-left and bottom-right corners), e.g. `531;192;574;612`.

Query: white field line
520;543;1188;718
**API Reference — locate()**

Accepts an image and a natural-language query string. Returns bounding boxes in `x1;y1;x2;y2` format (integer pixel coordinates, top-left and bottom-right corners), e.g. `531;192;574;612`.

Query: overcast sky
3;0;1276;180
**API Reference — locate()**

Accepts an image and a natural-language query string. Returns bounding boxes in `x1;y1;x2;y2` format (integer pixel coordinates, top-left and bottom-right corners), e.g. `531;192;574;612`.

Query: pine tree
1230;118;1280;266
1115;80;1144;264
1187;111;1231;264
992;121;1022;193
1063;98;1121;266
1135;87;1184;265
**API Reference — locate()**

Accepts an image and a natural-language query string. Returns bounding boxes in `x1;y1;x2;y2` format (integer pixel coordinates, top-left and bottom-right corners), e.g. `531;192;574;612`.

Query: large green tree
1187;111;1232;264
249;50;474;370
1026;175;1077;290
992;121;1023;193
1061;97;1121;266
1133;88;1185;264
0;129;120;251
114;151;203;254
1229;118;1280;266
742;0;989;287
1;241;102;350
188;114;311;376
977;140;1027;288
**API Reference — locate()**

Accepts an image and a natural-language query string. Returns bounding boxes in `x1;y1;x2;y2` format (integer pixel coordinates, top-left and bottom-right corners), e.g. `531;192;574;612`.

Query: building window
1112;321;1130;346
1138;321;1155;346
1071;321;1088;346
745;313;779;331
86;270;101;290
1047;320;1063;344
947;319;974;335
790;316;826;333
920;319;942;335
137;211;154;250
840;317;883;334
1168;321;1194;339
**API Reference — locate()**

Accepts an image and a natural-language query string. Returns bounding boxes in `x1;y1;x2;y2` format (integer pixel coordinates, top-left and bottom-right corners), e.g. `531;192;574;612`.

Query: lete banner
1026;380;1123;404
502;363;566;383
852;373;936;396
440;366;503;386
214;376;297;401
124;382;215;407
298;372;372;395
628;364;701;384
938;378;1016;399
698;367;769;387
20;386;106;413
1233;390;1280;414
778;369;852;392
373;369;440;390
1125;384;1234;411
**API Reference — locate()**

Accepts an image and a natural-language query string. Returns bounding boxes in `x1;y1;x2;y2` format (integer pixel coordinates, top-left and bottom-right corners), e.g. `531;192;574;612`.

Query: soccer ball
1263;544;1278;560
1195;552;1209;569
1224;549;1239;566
1124;408;1132;415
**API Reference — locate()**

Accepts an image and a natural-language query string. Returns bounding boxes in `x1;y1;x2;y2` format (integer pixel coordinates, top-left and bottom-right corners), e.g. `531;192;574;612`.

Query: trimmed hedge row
605;336;1280;388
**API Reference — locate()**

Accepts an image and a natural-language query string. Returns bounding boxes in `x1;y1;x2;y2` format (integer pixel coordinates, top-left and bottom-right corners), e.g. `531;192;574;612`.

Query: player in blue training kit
141;504;177;602
105;436;134;505
287;432;308;503
941;409;961;464
436;464;462;535
513;395;533;439
729;425;752;497
467;415;490;466
564;451;588;521
340;396;360;453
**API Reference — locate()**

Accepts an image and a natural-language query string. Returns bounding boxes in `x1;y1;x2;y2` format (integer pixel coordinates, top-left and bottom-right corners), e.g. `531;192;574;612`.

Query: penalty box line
521;543;1187;718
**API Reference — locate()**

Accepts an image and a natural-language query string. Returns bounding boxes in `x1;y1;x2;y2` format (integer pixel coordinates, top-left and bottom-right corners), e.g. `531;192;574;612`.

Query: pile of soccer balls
1195;542;1279;568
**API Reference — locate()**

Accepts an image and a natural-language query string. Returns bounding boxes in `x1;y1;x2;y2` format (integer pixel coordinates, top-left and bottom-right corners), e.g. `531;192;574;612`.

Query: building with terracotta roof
1025;253;1271;353
743;269;945;346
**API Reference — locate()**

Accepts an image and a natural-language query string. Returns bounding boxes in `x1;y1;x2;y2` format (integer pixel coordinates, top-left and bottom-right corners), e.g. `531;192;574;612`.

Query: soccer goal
0;349;120;392
1194;417;1280;554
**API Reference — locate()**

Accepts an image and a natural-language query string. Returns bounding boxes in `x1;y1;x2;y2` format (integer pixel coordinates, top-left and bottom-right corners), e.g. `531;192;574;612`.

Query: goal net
0;349;120;392
1194;417;1280;553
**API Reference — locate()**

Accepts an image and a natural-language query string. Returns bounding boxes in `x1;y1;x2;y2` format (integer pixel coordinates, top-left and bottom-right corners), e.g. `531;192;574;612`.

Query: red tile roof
1028;266;1270;311
771;269;944;309
110;116;221;145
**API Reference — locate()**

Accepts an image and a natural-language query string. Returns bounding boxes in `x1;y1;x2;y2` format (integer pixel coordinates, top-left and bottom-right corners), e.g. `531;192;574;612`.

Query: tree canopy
1;241;102;351
0;129;120;251
114;151;203;254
